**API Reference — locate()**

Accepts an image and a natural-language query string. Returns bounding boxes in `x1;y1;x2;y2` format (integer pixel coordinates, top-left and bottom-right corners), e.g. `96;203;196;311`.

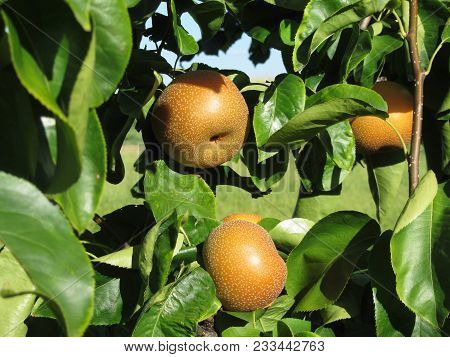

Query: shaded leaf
286;211;380;311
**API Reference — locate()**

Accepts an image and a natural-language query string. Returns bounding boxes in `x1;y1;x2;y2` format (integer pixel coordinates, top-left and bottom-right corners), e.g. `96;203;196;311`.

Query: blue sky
144;4;285;81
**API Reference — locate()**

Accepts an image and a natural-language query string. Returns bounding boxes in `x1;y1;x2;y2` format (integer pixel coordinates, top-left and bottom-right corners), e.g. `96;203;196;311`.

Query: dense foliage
0;0;449;337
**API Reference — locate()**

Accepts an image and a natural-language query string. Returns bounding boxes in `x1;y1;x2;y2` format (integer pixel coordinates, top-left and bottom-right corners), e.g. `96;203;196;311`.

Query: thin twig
406;0;425;195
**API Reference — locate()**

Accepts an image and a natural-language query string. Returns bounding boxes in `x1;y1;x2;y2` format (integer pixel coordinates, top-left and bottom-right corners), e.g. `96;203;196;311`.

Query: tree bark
406;0;424;195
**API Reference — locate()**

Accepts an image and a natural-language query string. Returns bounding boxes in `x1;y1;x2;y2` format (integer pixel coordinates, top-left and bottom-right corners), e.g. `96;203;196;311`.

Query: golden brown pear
151;70;250;168
203;220;287;311
222;212;262;224
350;81;413;154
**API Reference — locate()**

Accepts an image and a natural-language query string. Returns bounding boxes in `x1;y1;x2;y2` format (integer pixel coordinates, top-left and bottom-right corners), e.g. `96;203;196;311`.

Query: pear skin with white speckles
151;70;250;168
222;212;262;224
203;220;287;311
350;81;413;154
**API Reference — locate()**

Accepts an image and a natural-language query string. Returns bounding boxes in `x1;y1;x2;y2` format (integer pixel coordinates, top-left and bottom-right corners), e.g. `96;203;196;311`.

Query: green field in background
96;144;300;222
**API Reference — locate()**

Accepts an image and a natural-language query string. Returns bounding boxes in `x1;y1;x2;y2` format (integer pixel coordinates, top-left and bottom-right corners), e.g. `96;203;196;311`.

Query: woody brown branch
406;0;425;195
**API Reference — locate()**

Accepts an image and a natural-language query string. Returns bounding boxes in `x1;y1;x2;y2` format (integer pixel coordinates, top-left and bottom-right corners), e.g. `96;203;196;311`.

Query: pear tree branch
406;0;425;195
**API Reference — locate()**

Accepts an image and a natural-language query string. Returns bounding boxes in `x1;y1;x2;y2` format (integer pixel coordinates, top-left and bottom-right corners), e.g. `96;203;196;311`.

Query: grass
96;142;300;222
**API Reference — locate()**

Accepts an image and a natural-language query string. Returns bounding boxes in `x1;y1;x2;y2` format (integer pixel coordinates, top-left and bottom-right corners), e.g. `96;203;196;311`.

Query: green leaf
253;74;306;147
263;0;307;11
269;218;314;253
442;121;450;175
292;0;360;71
307;0;390;64
89;0;132;107
253;295;295;332
295;161;377;223
320;121;356;171
320;282;363;325
55;111;106;232
370;232;414;337
33;272;124;326
273;318;311;337
298;137;351;192
93;246;136;269
286;211;380;311
0;172;94;336
279;19;299;46
314;326;335;336
241;145;289;192
359;35;403;87
189;0;226;40
146;212;181;294
340;26;372;82
442;19;450;42
222;325;261;337
0;248;35;337
418;5;445;70
170;0;199;55
367;151;409;232
65;0;92;31
305;84;388;111
412;316;442;337
391;172;450;328
266;98;387;148
133;268;216;337
144;161;216;221
183;216;220;246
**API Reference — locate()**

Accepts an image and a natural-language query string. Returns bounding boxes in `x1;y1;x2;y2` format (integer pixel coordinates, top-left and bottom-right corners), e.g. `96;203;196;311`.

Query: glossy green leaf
0;248;35;337
292;0;360;71
133;268;216;337
370;232;414;336
340;26;372;82
367;151;409;232
189;0;226;40
442;19;450;42
89;0;132;107
266;98;387;148
170;0;199;55
320;121;356;171
93;246;136;269
286;211;380;311
146;212;181;295
269;218;314;253
144;161;216;221
222;325;261;337
55;111;106;232
279;19;298;46
0;172;94;336
65;0;91;31
253;295;295;332
32;272;124;326
314;326;335;337
253;74;305;147
359;35;402;87
308;0;390;63
305;84;388;111
391;172;450;328
273;318;311;337
412;316;442;337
